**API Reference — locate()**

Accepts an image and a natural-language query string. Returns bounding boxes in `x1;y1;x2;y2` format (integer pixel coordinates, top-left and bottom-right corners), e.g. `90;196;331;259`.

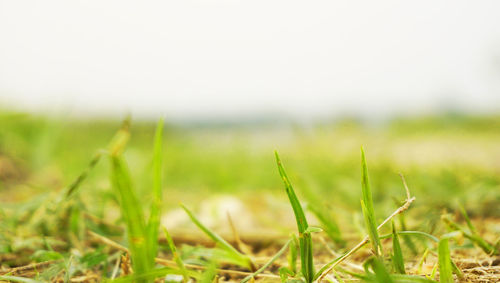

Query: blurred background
1;1;500;121
1;1;500;235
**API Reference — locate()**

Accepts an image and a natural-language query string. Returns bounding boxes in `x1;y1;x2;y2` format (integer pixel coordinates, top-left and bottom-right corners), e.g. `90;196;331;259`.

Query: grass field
0;110;499;282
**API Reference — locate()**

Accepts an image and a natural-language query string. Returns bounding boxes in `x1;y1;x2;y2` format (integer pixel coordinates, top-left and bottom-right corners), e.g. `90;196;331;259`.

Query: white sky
1;1;500;120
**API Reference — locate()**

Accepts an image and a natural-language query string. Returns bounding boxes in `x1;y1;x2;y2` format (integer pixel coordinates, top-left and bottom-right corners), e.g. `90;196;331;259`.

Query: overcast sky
1;1;499;121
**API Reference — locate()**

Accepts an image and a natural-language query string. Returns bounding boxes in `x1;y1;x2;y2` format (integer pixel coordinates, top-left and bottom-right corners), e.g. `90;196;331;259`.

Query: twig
317;176;416;281
0;260;61;275
87;231;279;279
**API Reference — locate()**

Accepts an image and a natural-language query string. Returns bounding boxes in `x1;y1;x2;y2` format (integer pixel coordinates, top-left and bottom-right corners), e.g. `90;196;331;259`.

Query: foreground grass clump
0;114;499;282
108;119;165;282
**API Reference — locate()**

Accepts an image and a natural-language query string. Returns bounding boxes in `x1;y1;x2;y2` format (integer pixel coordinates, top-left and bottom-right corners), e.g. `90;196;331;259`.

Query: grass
275;151;315;283
360;147;382;257
1;111;499;282
438;239;453;283
108;119;165;282
180;204;255;271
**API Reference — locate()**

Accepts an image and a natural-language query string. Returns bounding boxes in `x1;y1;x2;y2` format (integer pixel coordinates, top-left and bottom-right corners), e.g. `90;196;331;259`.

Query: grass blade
200;261;218;283
391;220;405;274
110;156;150;280
241;238;291;283
163;226;189;282
360;147;382;257
458;204;476;235
442;214;498;255
181;204;254;270
366;257;394;283
437;238;453;283
146;118;164;267
275;151;314;283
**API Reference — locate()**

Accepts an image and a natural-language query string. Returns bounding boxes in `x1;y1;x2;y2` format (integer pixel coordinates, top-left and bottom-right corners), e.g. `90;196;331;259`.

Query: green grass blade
241;238;291;283
437;238;453;283
360;147;382;257
299;178;344;246
146;118;164;267
391;220;405;274
442;214;498;255
458;204;476;234
200;261;218;283
275;151;314;283
361;199;381;257
180;204;253;270
63;151;104;201
108;117;131;156
380;230;439;243
163;226;189;282
367;257;394;283
307;204;344;246
110;156;150;280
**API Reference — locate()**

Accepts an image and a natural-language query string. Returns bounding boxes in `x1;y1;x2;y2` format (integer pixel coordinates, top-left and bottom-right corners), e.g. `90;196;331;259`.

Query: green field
0;110;499;282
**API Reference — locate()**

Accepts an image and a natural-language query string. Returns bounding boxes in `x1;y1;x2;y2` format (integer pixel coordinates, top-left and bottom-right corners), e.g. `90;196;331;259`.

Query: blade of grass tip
274;151;314;283
58;118;131;204
391;220;405;274
63;150;104;201
438;238;453;283
241;239;292;283
163;227;189;282
108;116;131;157
147;118;164;267
360;147;382;257
458;204;476;235
180;204;254;271
110;156;150;280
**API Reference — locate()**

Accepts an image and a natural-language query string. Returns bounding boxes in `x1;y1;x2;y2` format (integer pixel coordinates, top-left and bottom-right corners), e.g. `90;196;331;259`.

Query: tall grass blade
181;204;254;270
437;238;453;283
391;220;405;274
163;226;189;282
360;147;382;257
146;119;164;267
110;156;150;281
275;151;314;283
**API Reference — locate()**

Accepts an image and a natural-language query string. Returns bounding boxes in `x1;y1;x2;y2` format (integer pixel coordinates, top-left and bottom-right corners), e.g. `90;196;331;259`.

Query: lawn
0;110;499;282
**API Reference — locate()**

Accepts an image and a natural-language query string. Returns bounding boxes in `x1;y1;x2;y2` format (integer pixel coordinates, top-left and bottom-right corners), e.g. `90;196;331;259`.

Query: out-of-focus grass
2;111;499;213
1;109;500;281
